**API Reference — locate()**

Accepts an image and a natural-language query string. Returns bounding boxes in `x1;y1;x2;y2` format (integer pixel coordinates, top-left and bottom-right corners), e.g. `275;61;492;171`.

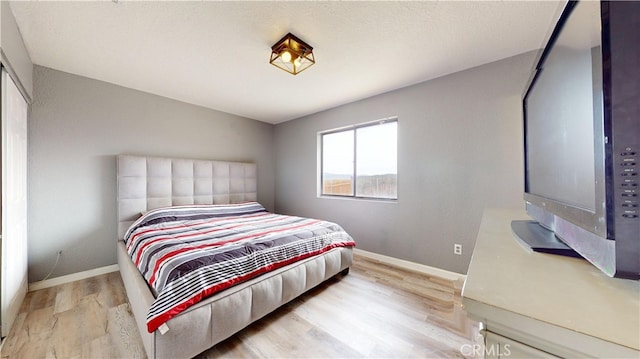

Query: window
321;118;397;199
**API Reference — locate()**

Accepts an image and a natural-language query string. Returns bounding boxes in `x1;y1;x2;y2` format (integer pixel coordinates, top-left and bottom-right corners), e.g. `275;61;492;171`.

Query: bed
116;155;354;359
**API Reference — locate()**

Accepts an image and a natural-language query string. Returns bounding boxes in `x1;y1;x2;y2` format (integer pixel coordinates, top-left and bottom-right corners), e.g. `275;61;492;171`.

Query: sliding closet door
0;68;28;338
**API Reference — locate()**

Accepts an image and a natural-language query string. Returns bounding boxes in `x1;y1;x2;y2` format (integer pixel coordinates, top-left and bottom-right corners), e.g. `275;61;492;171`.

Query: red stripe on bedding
145;241;355;333
127;212;270;253
147;219;322;286
132;213;281;267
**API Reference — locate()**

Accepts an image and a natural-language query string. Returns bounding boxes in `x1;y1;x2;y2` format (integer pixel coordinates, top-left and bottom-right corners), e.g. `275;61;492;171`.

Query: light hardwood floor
1;255;479;358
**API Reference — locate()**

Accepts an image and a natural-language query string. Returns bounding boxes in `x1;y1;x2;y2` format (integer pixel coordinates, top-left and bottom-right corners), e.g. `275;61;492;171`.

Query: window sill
317;195;398;204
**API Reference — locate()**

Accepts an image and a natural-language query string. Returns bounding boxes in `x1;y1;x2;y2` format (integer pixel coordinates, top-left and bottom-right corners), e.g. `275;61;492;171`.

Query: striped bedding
123;202;356;333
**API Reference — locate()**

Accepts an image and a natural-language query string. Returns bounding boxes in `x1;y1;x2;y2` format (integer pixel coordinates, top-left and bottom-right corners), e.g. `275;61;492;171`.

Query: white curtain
1;68;29;338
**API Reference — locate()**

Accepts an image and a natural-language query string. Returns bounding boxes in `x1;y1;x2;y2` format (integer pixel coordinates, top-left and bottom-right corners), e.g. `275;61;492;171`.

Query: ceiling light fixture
269;33;315;75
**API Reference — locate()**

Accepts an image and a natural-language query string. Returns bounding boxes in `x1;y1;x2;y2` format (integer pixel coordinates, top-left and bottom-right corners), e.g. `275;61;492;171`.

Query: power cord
42;250;62;281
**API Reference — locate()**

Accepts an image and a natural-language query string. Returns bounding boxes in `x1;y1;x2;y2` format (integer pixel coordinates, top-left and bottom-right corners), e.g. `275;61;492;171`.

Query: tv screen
525;0;605;236
519;0;639;279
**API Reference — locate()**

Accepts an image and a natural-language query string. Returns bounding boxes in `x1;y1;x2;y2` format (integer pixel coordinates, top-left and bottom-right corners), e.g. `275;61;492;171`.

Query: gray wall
274;52;536;274
28;66;275;282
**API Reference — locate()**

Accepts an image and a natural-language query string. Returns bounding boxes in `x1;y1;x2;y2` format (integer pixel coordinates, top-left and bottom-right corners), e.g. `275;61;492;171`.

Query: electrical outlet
454;244;462;255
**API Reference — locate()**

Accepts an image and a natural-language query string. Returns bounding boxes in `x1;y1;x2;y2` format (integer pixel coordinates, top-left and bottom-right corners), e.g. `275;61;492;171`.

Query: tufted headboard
116;155;257;239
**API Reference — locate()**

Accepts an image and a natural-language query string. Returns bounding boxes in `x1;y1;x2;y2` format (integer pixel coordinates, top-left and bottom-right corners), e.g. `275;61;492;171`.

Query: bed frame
116;155;353;358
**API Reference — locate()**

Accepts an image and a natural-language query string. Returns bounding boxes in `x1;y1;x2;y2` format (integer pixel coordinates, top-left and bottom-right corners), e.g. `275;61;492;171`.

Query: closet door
1;68;28;338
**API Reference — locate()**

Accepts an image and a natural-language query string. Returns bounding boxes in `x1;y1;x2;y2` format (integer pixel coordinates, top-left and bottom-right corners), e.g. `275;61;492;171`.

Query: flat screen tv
515;0;639;280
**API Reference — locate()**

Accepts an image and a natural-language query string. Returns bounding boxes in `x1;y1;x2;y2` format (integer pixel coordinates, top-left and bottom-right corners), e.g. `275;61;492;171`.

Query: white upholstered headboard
117;155;257;239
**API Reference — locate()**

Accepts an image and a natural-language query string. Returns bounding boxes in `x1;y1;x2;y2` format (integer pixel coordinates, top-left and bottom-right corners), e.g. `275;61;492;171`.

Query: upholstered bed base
116;155;353;358
118;242;352;358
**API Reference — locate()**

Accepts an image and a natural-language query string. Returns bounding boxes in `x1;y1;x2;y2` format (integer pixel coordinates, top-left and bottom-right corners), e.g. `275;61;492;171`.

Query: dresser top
463;208;640;350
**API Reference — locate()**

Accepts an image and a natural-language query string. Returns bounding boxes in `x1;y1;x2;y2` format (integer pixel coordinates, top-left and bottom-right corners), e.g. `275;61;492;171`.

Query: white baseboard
353;248;466;281
28;264;120;292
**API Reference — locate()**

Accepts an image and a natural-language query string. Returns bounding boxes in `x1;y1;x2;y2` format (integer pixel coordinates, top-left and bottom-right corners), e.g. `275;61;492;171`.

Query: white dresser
462;208;640;358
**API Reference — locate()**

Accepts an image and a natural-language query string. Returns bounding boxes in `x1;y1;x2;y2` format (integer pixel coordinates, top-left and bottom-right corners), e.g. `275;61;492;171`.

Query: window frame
319;117;398;201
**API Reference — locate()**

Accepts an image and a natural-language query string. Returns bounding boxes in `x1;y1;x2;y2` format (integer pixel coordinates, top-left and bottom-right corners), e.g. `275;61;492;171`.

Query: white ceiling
9;1;563;124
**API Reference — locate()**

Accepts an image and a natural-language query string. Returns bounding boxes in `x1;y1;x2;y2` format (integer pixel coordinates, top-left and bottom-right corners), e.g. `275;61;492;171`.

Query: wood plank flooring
1;254;479;358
